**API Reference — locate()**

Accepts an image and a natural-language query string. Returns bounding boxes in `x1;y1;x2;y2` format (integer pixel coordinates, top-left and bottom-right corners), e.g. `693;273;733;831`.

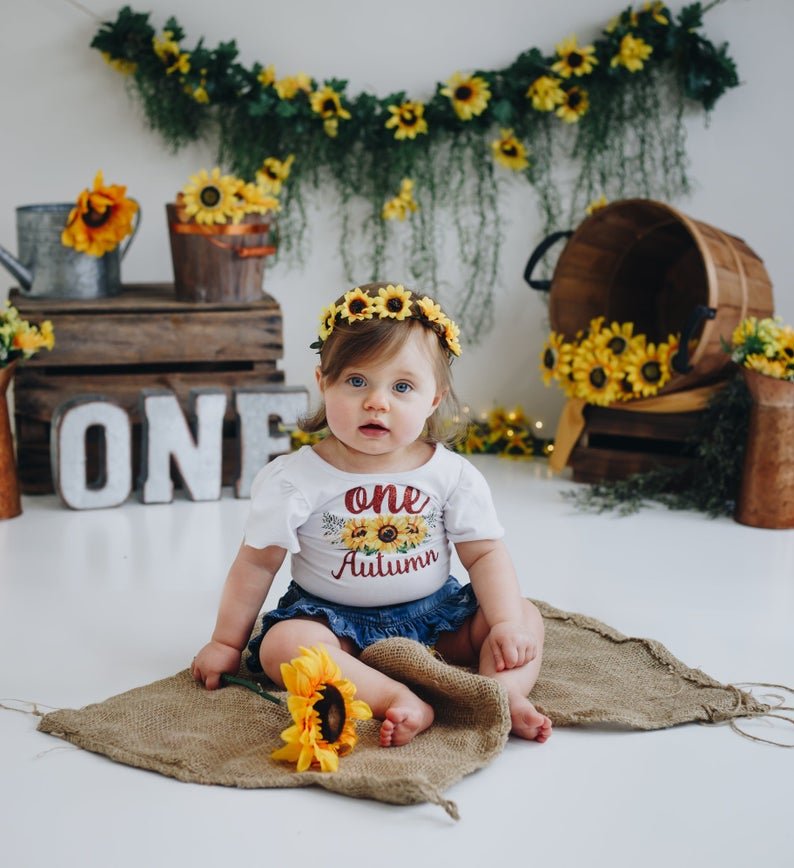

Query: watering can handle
523;230;573;291
671;304;717;374
119;200;141;259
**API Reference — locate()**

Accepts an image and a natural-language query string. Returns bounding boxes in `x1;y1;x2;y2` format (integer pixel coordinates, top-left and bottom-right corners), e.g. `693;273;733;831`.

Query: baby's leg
436;600;552;742
260;617;433;747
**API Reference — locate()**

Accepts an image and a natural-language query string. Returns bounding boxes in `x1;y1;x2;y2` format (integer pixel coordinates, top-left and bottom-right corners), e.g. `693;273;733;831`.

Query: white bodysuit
244;444;504;607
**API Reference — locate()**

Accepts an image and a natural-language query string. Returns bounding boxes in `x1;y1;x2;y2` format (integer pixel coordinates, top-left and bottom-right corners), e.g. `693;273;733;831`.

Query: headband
310;284;462;357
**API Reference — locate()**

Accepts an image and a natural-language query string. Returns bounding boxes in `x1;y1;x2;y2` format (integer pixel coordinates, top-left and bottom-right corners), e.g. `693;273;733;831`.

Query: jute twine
35;600;784;819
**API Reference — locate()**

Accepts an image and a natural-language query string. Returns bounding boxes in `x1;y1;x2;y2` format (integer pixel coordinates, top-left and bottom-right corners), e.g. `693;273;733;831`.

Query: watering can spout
0;244;32;291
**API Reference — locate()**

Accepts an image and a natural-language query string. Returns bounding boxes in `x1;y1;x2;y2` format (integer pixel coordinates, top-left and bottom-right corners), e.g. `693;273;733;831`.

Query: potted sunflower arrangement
167;164;282;303
730;316;794;529
0;172;138;300
1;301;55;519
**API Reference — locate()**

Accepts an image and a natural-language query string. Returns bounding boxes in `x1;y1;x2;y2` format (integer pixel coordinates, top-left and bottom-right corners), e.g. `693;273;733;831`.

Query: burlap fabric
37;600;768;818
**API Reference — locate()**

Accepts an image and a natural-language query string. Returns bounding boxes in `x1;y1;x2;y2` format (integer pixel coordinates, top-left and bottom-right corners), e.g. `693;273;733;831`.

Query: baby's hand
191;640;242;690
487;621;538;671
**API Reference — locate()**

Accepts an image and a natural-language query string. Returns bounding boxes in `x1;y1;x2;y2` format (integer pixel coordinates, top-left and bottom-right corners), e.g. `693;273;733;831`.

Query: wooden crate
11;284;285;494
569;404;703;484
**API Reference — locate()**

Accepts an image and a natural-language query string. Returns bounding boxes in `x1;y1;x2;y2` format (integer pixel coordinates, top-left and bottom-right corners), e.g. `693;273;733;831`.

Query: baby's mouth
360;422;389;433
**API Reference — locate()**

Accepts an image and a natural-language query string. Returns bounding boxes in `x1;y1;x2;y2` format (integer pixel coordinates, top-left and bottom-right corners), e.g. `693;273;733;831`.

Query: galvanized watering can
0;202;140;299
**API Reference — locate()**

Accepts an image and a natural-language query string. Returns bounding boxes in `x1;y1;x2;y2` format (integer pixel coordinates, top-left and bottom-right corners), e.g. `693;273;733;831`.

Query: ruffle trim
246;581;477;671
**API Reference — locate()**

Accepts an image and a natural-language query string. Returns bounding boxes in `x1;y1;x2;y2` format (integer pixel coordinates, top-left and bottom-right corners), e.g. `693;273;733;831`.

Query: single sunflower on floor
272;645;372;772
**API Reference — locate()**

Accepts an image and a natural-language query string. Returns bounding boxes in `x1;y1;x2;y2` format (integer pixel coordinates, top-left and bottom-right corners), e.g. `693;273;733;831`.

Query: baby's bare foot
509;695;552;742
379;699;434;747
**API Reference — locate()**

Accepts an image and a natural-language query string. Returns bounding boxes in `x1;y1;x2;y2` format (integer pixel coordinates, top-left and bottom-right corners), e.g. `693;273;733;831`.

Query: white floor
1;456;792;868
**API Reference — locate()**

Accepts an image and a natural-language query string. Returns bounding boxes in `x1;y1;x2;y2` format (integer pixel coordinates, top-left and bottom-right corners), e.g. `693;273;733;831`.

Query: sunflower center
503;144;518;157
402;110;417;125
455;85;473;101
543;348;556;370
322;98;337;114
386;297;404;312
567;91;582;108
199;185;222;208
377;524;399;543
315;683;346;743
352;526;367;538
568;51;584;68
82;207;112;229
349;299;366;314
641;361;662;383
589;367;607;389
607;336;627;354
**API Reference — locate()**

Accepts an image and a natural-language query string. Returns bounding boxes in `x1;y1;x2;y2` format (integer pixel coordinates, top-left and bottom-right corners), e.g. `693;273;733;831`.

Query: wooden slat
14;365;283;421
570;445;691;484
583;406;703;441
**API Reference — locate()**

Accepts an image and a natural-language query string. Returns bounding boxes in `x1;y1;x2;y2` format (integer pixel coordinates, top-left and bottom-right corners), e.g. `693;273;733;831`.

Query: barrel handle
671;304;717;374
523;230;573;291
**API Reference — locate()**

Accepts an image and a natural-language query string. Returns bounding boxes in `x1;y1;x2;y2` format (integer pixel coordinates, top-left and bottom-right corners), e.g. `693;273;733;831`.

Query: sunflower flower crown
312;284;462;358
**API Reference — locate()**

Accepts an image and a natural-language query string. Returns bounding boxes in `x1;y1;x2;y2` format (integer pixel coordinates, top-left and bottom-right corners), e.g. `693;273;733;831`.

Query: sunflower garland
382;178;419;222
91;3;738;343
61;171;138;257
385;100;428;140
491;129;530;171
541;317;678;405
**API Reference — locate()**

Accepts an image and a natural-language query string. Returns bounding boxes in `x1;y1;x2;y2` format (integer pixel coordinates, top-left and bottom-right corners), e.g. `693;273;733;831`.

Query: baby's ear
431;387;447;411
315;365;324;391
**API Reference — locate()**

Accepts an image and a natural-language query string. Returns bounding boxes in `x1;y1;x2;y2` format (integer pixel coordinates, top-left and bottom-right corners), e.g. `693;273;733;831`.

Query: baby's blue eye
348;375;366;387
394;381;412;394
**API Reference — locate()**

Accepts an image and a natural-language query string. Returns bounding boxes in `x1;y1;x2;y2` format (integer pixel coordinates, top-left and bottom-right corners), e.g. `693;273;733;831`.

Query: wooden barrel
548;199;774;393
166;204;276;303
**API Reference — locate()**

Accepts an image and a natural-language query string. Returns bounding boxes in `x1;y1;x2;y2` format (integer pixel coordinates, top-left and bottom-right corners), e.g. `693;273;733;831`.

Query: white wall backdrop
1;0;791;430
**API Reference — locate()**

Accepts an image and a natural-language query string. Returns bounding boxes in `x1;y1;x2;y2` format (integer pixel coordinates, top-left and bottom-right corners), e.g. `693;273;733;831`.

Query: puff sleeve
243;456;312;552
443;458;505;542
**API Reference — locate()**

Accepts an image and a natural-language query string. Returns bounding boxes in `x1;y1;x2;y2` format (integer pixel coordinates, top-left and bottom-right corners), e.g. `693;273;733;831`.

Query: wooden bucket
166;204;276;303
537;199;774;393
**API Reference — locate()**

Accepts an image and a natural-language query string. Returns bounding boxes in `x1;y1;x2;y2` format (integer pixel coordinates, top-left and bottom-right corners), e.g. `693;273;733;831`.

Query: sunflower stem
221;673;283;705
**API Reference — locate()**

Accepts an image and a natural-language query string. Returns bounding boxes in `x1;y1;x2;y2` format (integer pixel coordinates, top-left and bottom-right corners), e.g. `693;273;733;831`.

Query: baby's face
317;328;443;465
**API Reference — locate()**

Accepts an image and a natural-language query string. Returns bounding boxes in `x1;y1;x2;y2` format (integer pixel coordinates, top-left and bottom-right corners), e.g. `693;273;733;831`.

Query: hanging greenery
90;2;738;342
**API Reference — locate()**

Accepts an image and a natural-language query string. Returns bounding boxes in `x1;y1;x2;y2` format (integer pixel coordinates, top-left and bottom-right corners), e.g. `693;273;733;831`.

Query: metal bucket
12;202;139;299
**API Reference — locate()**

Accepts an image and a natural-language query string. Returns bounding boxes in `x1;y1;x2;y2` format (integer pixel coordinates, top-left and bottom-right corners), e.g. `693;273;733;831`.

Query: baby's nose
364;386;389;411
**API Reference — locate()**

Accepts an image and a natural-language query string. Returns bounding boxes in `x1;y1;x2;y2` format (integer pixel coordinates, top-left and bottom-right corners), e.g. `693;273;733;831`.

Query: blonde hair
301;283;466;445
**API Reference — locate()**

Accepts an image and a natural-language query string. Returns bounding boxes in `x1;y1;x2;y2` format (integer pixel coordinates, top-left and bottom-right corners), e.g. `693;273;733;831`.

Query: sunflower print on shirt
323;511;435;556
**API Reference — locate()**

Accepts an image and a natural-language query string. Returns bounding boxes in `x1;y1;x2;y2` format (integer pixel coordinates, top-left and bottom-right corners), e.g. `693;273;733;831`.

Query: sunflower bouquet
0;302;55;368
175;165;281;226
541;317;679;405
61;171;138;257
729;317;794;382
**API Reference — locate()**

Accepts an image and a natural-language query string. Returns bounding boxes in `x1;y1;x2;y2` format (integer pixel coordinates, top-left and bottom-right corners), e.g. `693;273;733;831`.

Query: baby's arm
192;542;287;689
456;538;538;671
